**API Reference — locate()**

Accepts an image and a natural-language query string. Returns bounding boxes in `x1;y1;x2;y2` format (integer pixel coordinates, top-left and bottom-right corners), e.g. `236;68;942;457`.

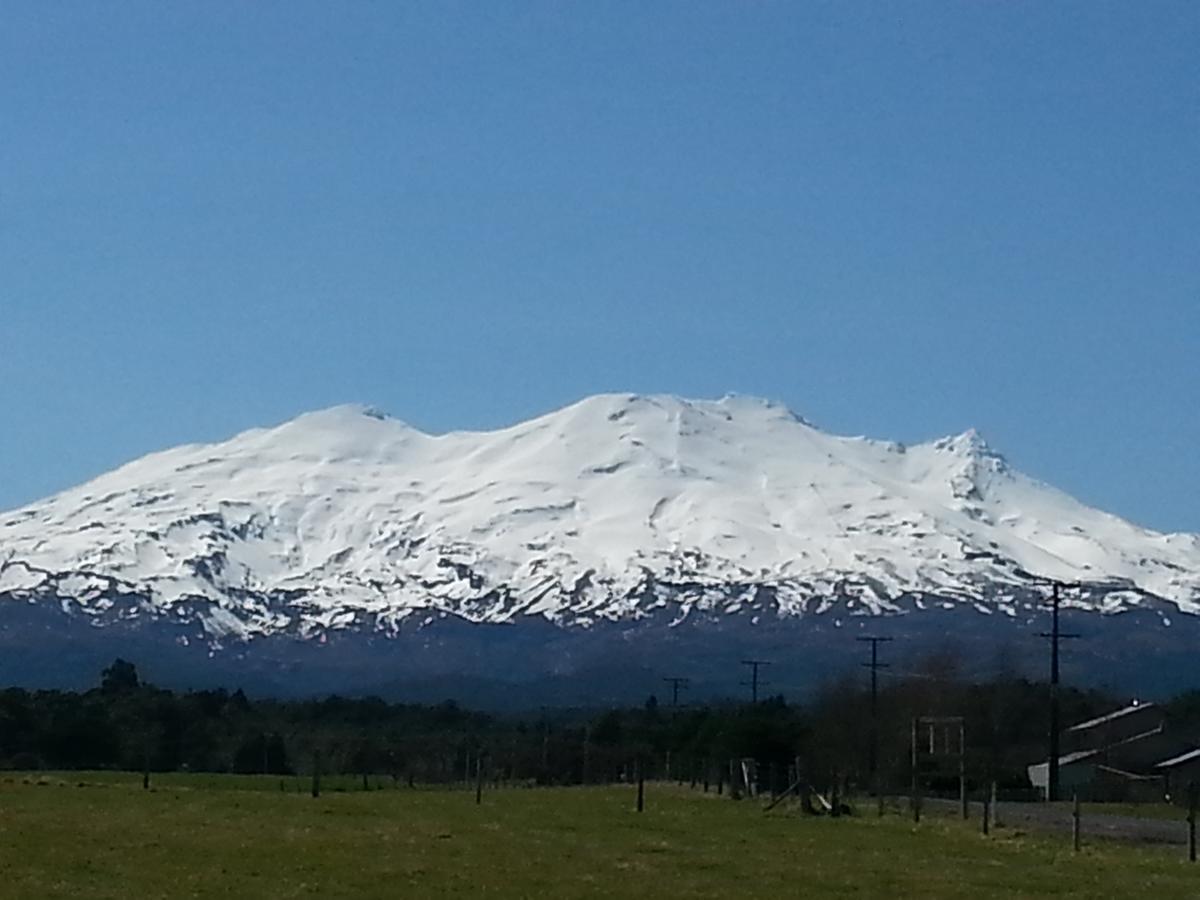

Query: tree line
4;656;1199;797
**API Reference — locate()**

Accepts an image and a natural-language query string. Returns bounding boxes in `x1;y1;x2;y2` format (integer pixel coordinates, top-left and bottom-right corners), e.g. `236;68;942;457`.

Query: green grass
0;774;1197;898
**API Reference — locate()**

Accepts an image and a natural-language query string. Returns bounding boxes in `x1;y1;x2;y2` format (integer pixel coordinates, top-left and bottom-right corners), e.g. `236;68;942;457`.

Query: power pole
857;636;892;792
663;677;689;707
740;660;770;704
1038;581;1080;802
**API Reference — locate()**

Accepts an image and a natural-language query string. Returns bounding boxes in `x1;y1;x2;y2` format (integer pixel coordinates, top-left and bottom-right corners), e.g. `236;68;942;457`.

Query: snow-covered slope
2;394;1198;642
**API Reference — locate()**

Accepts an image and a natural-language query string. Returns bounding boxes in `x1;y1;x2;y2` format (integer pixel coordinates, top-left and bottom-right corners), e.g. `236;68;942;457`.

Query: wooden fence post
475;754;484;805
1072;793;1081;852
876;767;884;818
582;726;591;786
636;759;645;813
910;718;920;824
1188;782;1197;863
312;750;322;799
958;721;967;820
982;793;990;836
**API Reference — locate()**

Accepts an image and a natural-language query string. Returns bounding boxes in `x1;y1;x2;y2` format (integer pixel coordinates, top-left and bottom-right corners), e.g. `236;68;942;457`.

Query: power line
1037;580;1081;802
740;660;770;704
662;677;689;707
857;636;893;786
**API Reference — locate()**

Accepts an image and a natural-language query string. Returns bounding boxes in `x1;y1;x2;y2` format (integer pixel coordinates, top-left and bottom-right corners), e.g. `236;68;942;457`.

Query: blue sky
2;2;1197;532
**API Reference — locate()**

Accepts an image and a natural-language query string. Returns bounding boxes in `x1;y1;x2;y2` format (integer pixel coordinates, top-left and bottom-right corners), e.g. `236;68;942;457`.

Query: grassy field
0;773;1197;898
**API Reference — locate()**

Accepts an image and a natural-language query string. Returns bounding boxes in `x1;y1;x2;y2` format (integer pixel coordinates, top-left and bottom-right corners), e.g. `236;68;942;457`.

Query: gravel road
919;797;1191;846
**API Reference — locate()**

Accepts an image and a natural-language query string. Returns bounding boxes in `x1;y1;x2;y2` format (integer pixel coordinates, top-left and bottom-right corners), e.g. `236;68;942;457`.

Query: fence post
959;721;967;820
982;793;990;836
636;759;645;813
475;754;484;805
1072;793;1081;852
991;781;1000;828
1188;782;1197;863
910;718;920;824
312;750;322;799
582;726;591;786
876;766;884;818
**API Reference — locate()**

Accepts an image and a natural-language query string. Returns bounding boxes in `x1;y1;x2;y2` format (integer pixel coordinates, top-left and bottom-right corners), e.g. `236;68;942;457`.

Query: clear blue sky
2;2;1197;532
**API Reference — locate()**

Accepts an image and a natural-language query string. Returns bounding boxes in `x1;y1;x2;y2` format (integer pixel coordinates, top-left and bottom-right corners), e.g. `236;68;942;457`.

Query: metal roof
1067;702;1158;733
1029;749;1100;771
1154;748;1200;770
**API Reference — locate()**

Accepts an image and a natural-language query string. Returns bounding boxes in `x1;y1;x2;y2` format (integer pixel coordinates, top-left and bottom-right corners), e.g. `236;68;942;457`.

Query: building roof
1154;748;1200;770
1094;764;1161;782
1067;702;1158;733
1108;725;1166;750
1029;749;1099;772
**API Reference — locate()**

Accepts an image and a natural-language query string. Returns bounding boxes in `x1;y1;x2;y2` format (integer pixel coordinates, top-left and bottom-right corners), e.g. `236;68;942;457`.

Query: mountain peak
264;403;418;440
551;392;814;431
935;427;1003;460
288;403;400;425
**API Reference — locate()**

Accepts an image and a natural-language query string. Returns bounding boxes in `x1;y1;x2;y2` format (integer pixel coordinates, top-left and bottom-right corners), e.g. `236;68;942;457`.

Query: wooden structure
911;716;966;821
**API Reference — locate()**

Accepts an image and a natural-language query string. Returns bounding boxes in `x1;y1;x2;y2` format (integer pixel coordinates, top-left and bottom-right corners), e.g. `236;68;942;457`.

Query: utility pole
857;636;893;793
740;660;770;704
1038;581;1080;802
663;677;689;707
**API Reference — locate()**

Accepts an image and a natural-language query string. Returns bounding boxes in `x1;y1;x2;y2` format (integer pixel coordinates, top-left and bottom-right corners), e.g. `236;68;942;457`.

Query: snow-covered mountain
2;392;1198;655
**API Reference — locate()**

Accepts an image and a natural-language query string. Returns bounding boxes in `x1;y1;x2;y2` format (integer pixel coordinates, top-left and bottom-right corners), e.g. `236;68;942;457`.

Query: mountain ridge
1;393;1198;650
